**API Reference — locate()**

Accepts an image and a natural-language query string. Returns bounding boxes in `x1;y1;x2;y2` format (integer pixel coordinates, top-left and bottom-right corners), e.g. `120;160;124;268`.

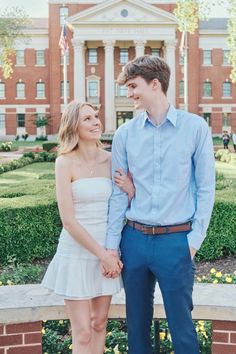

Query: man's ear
152;78;160;90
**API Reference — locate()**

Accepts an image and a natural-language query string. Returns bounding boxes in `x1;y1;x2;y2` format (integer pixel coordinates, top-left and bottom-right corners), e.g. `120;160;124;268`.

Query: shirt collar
140;104;177;128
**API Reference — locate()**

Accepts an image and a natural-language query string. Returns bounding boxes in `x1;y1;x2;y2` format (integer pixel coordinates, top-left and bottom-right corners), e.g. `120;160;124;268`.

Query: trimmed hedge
0;203;61;265
42;142;58;152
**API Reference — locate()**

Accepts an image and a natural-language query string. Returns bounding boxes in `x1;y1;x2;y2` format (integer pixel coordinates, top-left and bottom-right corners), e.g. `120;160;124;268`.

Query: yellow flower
7;280;13;285
113;344;121;354
213;279;218;284
202;275;206;280
216;272;222;278
59;320;64;324
226;277;232;283
210;268;216;274
198;320;204;326
106;331;112;337
0;281;3;286
202;331;208;338
41;328;46;334
69;344;73;349
197;277;201;282
159;332;165;340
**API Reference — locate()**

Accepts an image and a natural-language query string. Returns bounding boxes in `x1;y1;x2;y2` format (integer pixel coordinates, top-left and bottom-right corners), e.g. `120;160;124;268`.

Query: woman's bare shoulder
56;153;74;169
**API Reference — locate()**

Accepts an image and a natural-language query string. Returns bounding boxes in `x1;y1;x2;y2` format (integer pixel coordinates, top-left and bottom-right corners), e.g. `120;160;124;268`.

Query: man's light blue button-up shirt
106;105;215;251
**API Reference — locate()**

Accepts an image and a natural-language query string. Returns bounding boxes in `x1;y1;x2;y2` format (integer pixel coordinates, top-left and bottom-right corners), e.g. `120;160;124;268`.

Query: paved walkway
0;151;23;164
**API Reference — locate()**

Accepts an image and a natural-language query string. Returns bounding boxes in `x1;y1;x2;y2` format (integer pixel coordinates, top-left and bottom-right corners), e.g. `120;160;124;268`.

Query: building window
16;50;24;65
118;85;128;97
60;81;69;98
0;82;5;98
16;82;25;98
222;113;231;127
179;54;184;65
223;50;230;65
60;7;68;26
36;50;44;65
203;113;211;127
120;49;129;64
0;113;5;128
203;50;212;65
60;51;69;65
88;49;97;64
116;111;133;128
152;48;160;57
88;81;98;97
17;113;25;127
203;81;212;97
223;82;231;97
36;82;45;98
179;80;184;97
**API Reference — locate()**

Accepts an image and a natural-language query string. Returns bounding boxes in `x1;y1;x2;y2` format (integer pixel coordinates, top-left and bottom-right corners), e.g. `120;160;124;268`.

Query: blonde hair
58;101;96;155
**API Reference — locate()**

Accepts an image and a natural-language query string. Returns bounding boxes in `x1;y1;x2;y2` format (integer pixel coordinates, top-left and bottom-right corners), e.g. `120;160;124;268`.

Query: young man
105;55;215;354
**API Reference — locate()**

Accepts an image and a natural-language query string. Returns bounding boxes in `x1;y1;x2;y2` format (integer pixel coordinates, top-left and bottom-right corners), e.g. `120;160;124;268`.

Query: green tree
174;0;236;83
0;6;30;79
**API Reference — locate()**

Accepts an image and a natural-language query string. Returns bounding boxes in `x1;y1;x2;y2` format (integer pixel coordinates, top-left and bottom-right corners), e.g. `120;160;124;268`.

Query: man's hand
100;249;123;278
189;246;197;260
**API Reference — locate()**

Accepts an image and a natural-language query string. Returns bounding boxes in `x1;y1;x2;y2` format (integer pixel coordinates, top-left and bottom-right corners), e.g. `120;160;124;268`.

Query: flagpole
63;51;68;107
183;31;188;111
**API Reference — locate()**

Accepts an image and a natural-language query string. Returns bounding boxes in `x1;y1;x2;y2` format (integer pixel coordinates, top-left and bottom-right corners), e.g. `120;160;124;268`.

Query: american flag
59;24;68;56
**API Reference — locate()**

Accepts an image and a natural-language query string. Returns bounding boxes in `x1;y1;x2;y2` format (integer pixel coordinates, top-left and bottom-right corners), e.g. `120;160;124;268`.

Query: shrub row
0;152;57;174
0;202;61;265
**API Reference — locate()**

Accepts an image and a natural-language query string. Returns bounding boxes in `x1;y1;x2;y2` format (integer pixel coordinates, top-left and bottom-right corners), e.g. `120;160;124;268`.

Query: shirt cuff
187;230;206;250
105;235;121;250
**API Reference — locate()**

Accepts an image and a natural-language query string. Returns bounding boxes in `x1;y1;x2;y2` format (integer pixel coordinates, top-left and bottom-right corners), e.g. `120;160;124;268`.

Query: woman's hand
114;168;135;202
100;250;123;278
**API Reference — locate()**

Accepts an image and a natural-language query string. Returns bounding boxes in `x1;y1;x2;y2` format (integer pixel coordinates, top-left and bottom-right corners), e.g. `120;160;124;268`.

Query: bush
0;202;61;265
1;141;12;152
42;142;58;152
197;198;236;261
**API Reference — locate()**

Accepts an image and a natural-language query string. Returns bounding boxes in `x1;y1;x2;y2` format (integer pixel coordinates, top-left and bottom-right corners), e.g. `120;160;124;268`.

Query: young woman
42;101;134;354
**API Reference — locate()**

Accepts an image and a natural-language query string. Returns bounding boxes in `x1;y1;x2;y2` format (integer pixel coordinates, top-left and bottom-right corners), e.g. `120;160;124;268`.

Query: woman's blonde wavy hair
58;101;96;155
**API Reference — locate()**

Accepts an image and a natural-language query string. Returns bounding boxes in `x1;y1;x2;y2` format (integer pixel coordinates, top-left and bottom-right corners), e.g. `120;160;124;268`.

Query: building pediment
69;0;177;25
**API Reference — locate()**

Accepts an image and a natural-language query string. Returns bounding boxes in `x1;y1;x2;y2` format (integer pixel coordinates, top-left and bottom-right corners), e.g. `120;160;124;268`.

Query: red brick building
0;0;235;139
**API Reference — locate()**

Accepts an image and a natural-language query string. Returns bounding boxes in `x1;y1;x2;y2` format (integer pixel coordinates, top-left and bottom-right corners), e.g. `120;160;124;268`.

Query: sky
0;0;229;18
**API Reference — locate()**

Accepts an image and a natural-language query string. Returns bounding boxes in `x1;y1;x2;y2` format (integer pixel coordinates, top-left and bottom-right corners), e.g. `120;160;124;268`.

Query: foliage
215;149;236;164
174;0;223;34
0;262;44;285
227;0;236;82
42;142;58;152
1;141;12;152
197;268;236;284
0;6;31;79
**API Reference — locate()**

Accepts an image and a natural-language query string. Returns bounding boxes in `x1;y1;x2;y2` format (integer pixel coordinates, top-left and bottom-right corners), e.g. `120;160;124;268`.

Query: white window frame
16;50;25;65
120;48;129;64
223;50;230;66
0;82;5;98
203;50;212;66
203;81;212;97
88;48;97;64
36;50;45;65
36;82;45;99
0;113;5;129
60;81;70;98
17;113;25;127
16;82;25;99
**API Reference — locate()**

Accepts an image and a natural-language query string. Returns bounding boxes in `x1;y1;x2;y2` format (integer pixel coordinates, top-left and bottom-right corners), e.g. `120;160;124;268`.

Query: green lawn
0;140;57;150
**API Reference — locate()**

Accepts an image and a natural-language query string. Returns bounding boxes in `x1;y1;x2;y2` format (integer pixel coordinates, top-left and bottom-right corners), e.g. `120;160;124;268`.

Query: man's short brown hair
117;55;171;95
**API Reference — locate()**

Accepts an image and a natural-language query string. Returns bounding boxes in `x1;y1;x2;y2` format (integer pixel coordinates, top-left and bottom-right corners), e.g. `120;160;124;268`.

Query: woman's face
78;105;102;141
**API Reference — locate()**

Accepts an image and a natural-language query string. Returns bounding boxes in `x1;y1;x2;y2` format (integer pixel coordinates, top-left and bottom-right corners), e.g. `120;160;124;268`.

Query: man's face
126;76;156;110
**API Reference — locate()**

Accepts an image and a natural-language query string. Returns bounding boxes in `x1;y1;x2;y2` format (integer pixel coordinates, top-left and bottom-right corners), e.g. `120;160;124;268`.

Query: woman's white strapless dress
41;177;123;299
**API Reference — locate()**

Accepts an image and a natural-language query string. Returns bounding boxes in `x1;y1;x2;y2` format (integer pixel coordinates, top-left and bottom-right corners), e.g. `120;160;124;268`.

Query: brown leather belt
127;220;192;235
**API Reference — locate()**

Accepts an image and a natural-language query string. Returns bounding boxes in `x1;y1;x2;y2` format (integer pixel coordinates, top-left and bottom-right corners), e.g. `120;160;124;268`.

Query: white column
165;40;176;105
103;40;116;132
72;39;85;102
134;40;147;58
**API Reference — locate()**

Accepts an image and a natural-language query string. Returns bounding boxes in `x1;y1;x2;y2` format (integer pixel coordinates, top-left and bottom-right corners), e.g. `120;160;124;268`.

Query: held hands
114;168;135;201
100;250;123;279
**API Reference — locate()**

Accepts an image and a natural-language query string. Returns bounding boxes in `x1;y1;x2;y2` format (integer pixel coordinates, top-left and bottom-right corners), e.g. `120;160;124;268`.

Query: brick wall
212;320;236;354
0;322;42;354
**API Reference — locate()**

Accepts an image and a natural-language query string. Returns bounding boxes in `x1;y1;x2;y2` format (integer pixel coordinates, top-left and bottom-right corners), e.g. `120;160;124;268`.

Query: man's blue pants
120;224;200;354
